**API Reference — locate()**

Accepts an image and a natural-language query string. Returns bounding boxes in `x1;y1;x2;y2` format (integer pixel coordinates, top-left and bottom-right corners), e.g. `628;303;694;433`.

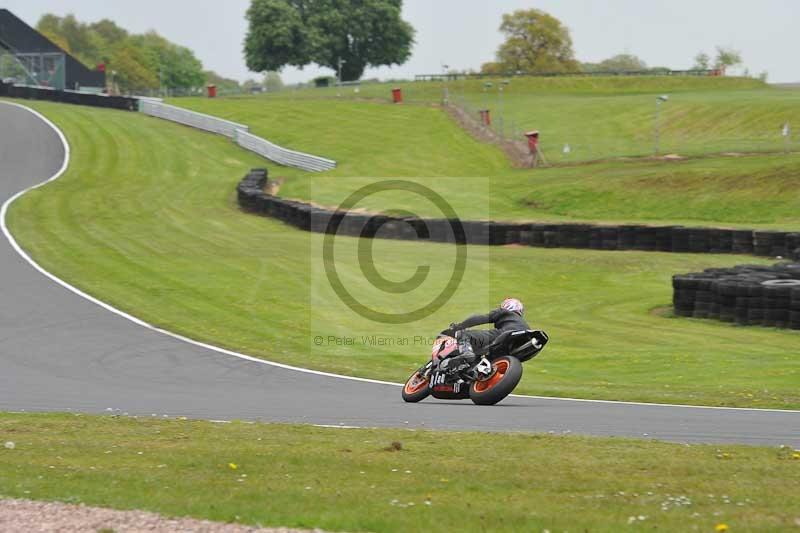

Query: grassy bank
262;76;790;161
176;92;800;230
1;413;798;532
5;100;800;408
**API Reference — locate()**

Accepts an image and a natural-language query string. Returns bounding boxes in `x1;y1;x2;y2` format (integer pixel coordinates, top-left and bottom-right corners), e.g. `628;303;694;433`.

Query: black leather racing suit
445;308;531;355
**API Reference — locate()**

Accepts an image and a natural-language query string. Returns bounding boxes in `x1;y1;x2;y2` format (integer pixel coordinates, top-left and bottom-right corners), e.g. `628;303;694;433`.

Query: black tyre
402;371;431;403
469;356;523;406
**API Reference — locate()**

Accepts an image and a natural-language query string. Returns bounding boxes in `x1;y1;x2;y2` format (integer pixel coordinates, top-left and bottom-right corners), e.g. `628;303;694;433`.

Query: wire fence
447;92;799;165
129;77;799;166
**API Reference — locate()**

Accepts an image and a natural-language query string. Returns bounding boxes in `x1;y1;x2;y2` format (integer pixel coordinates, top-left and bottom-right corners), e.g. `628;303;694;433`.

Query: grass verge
0;413;798;532
176;94;800;230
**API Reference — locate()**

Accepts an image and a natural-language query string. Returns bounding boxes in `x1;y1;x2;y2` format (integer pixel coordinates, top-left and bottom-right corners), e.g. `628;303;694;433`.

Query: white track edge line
2;100;798;416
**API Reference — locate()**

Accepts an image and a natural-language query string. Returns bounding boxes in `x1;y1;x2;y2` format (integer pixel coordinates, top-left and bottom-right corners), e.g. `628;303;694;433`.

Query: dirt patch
444;104;532;168
649;305;675;318
263;177;284;196
0;499;327;533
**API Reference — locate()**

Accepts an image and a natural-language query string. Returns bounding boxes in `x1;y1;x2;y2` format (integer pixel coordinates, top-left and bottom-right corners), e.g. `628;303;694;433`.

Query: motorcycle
402;328;549;405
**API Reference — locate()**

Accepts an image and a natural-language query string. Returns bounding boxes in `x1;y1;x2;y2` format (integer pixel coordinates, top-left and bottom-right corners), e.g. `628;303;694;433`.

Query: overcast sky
3;0;799;83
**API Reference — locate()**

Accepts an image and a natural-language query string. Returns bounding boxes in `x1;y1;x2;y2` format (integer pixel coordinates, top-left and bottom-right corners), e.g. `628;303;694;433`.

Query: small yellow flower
792;452;800;460
715;524;729;533
228;463;238;470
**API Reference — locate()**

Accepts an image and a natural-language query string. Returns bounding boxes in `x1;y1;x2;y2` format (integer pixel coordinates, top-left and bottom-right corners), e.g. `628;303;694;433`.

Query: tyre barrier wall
138;100;337;172
0;81;138;111
239;169;800;259
673;264;800;330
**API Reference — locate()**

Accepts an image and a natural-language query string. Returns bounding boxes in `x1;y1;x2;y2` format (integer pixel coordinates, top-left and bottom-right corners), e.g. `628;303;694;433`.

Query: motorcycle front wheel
402;370;431;403
469;356;522;406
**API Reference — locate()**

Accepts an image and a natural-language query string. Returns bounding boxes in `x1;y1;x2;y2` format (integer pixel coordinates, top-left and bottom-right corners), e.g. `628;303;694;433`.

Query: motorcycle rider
437;298;529;374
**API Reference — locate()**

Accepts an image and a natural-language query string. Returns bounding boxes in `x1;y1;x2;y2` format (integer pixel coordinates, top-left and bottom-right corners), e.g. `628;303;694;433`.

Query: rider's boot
455;336;478;366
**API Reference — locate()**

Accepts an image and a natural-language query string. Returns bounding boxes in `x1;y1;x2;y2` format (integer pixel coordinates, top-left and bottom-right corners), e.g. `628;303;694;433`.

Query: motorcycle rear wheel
402;371;431;403
469;356;522;406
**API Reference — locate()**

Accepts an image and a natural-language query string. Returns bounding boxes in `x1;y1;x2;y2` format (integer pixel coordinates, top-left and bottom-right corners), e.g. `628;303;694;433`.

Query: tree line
35;13;282;94
478;9;746;76
33;4;755;95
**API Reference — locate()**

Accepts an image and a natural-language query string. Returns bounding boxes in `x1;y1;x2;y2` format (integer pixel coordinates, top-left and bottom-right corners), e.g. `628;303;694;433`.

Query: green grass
1;413;798;532
263;73;767;100
176;95;800;230
210;75;797;163
5;99;800;408
175;97;509;177
454;87;800;162
291;157;800;229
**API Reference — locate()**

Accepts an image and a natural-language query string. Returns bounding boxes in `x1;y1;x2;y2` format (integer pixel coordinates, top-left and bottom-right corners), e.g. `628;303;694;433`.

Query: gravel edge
0;498;330;533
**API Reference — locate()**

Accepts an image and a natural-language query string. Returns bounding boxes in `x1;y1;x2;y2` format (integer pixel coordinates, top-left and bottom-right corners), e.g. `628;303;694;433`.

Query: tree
111;45;158;91
479;61;505;75
486;8;580;74
36;13;206;93
129;32;205;89
37;14;100;66
205;71;242;93
579;62;601;73
90;19;129;63
242;78;263;93
714;47;742;73
597;53;647;72
693;51;710;70
262;71;284;92
244;0;415;81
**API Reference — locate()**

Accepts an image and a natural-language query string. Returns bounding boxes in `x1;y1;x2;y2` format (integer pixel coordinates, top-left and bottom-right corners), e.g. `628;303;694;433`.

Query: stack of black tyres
0;82;137;111
236;169;800;264
673;263;800;330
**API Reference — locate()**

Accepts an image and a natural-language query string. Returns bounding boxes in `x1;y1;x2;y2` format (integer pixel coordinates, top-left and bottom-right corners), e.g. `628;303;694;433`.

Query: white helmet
501;298;524;316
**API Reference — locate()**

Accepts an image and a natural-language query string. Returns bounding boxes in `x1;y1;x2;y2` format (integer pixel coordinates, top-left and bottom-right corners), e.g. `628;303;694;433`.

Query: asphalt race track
1;101;798;447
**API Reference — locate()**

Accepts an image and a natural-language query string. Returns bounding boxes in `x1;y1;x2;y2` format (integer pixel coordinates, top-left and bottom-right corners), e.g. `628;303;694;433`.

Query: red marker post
525;130;543;167
392;88;403;104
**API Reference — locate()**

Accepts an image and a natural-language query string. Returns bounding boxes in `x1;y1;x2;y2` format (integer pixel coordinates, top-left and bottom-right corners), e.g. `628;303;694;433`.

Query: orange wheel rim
404;373;429;394
474;359;510;393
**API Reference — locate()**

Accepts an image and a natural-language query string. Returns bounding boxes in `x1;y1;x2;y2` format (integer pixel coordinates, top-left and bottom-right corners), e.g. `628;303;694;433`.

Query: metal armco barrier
138;100;247;139
235;130;336;172
138;100;337;172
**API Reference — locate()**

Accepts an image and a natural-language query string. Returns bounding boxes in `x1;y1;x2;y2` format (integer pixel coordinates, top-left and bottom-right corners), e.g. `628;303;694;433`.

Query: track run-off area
1;101;798;447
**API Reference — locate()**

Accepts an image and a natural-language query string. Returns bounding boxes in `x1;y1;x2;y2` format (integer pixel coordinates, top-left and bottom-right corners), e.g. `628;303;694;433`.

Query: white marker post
782;122;791;154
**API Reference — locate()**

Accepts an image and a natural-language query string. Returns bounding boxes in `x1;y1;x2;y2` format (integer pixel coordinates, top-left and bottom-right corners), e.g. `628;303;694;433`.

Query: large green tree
597;53;647;72
483;8;579;74
36;14;205;92
262;71;284;92
244;0;415;81
129;32;205;90
714;47;742;73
